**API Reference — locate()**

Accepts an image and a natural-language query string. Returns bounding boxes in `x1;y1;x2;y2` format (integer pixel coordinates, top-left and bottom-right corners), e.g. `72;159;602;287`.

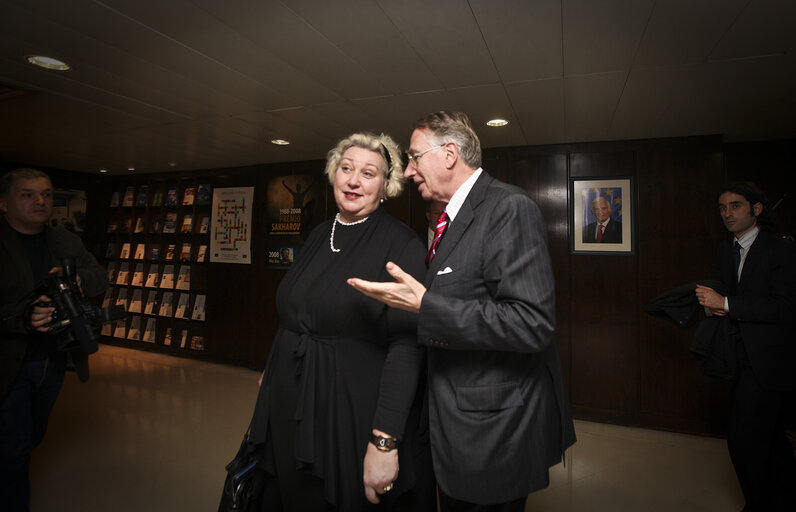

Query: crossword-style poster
210;187;254;264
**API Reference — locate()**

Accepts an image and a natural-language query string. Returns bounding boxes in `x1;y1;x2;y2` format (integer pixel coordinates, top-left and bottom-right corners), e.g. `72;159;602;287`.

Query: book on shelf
136;185;149;207
162;212;177;233
148;244;160;261
115;288;128;311
182;186;195;206
149;216;162;234
106;262;117;283
133;243;146;260
179;243;192;262
127;316;142;340
158;292;174;317
133;217;145;233
144;265;160;288
190;335;205;351
109;191;120;207
164;244;176;260
191;294;206;321
180;214;193;234
130;263;145;286
143;290;159;315
101;288;114;309
196;183;212;206
105;243;117;259
196;245;207;263
163;327;173;346
119;243;131;259
113;318;127;338
128;289;143;313
180;329;189;349
175;265;191;290
151;186;164;207
143;318;157;343
175;293;191;319
198;215;209;234
116;262;130;285
165;186;178;206
106;219;118;233
159;265;175;288
122;186;135;207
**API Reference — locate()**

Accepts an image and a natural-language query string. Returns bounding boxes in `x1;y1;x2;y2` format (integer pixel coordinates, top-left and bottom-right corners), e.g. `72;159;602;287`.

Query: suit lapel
424;172;492;286
738;231;767;291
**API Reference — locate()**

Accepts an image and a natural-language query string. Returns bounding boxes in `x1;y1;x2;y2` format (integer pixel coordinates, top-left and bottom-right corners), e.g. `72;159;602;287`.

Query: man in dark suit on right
695;181;796;511
582;196;622;243
349;111;576;511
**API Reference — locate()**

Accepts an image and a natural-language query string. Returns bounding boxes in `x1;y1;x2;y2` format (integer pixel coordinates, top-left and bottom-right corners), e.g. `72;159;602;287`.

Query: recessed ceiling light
168;161;177;167
99;169;108;173
128;167;135;171
271;139;290;146
26;55;71;71
486;119;509;127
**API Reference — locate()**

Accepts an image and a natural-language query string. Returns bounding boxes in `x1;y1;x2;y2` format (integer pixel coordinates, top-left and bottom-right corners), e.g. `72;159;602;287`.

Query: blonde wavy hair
324;132;405;199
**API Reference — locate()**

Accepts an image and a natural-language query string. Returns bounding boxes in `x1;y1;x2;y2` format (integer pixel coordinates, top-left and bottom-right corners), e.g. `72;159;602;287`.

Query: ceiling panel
0;0;795;174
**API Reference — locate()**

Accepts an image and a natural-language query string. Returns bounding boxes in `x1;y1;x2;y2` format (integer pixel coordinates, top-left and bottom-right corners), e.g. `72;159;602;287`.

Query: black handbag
218;429;265;512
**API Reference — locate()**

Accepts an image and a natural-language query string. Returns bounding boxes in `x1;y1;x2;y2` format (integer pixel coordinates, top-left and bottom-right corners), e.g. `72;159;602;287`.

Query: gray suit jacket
418;172;576;504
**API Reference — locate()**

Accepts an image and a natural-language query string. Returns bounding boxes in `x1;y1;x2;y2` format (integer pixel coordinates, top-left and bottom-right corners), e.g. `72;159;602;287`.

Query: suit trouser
0;354;67;512
728;364;796;511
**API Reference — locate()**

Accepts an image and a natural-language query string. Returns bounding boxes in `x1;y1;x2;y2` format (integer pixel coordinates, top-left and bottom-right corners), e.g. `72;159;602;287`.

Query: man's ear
444;142;458;169
752;202;763;217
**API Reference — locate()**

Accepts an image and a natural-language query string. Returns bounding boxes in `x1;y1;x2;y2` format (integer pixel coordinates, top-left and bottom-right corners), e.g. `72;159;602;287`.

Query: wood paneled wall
7;136;793;437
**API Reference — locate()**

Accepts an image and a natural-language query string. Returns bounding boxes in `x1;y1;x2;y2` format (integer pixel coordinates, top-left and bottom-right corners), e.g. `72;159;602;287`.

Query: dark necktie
732;241;742;283
425;211;449;266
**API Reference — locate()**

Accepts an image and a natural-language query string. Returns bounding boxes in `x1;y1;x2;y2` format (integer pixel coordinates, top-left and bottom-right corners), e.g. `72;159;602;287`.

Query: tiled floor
30;345;744;511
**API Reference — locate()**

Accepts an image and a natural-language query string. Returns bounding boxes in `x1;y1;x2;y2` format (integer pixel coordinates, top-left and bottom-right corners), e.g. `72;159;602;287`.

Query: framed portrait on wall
570;177;634;255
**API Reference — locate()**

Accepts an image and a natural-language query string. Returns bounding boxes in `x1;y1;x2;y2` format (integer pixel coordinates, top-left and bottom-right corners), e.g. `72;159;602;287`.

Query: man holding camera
0;168;108;511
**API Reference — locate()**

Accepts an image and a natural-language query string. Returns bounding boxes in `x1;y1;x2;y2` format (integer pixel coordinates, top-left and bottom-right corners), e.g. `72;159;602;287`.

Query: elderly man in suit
349;111;576;511
695;181;796;511
582;196;622;243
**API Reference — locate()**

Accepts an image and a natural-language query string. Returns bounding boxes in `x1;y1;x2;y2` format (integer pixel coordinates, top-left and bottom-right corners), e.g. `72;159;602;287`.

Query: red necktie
426;211;449;266
596;224;604;243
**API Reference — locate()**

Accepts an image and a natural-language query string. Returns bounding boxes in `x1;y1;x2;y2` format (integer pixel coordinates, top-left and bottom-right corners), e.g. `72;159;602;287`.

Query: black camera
33;257;125;354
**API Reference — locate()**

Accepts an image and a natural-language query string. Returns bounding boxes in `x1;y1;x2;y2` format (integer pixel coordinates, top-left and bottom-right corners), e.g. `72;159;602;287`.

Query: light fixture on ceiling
25;55;71;71
128;167;135;171
486;119;509;127
168;161;177;167
271;139;290;146
99;169;108;174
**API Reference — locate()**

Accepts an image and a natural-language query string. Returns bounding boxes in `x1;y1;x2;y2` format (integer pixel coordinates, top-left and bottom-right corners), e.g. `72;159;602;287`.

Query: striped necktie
425;211;449;266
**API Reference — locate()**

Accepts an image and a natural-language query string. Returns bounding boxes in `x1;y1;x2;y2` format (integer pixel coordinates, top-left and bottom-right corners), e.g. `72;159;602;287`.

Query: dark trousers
728;365;796;511
438;489;527;512
0;355;67;512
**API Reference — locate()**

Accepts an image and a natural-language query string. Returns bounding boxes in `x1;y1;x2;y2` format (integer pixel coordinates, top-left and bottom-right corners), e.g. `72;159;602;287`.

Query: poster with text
266;174;323;269
52;189;87;232
210;187;253;264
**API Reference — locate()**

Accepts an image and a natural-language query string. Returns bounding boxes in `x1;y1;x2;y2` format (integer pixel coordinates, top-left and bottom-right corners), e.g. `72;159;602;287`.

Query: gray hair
324;132;405;199
413;111;482;169
0;168;52;199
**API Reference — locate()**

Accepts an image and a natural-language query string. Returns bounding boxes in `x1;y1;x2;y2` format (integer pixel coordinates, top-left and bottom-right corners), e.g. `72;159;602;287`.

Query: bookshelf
103;180;210;354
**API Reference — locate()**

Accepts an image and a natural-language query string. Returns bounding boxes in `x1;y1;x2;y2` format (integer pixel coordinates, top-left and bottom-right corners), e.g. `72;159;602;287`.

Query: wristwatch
371;434;400;452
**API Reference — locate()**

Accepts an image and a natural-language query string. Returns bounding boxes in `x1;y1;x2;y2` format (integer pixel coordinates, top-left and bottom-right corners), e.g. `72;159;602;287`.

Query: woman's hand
363;431;399;504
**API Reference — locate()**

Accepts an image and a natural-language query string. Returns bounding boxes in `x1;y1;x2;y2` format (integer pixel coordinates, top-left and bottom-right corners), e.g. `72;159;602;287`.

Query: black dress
249;206;434;511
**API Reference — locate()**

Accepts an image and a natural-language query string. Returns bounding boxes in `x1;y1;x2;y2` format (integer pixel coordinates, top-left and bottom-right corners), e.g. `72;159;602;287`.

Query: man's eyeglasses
406;144;445;166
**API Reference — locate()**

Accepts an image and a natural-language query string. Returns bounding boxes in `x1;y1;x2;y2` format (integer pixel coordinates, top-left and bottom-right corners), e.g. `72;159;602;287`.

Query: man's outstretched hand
347;262;426;313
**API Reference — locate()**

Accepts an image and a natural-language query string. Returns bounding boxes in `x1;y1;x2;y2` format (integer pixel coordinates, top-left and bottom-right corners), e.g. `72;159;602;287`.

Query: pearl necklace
329;213;368;252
